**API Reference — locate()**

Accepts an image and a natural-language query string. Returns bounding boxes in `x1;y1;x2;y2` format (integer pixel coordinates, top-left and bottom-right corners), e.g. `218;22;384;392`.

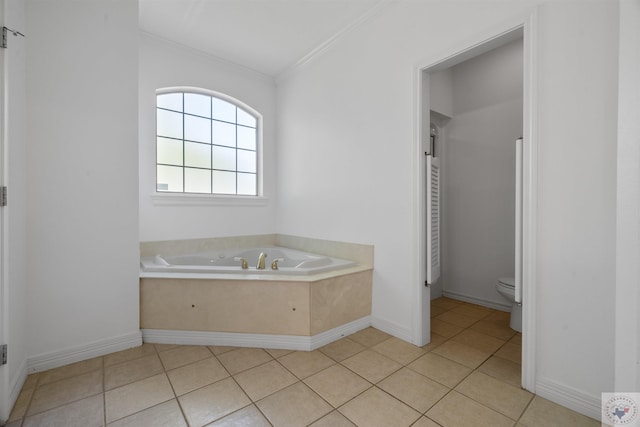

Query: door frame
411;10;539;392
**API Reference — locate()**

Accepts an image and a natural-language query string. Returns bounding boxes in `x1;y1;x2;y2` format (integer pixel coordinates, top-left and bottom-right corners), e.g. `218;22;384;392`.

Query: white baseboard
10;357;28;403
27;331;142;373
370;316;413;343
535;377;603;421
442;290;511;311
142;316;371;351
1;358;28;423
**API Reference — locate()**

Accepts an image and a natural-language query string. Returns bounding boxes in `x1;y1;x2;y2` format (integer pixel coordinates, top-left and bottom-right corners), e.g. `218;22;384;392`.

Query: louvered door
426;155;441;285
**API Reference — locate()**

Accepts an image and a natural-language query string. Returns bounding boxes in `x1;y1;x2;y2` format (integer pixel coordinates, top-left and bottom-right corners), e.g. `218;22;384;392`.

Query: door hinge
0;186;6;207
425;280;430;287
2;26;26;49
1;344;7;365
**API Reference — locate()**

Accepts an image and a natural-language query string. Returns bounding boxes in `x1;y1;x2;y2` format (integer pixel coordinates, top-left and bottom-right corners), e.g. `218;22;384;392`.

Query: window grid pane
157;91;258;196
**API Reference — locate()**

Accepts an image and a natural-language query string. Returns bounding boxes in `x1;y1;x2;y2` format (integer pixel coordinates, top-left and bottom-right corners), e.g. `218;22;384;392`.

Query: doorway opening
414;19;537;392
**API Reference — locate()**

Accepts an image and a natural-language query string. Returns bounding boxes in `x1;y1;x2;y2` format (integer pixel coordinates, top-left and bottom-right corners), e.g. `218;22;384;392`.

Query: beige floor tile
105;354;164;390
22;394;104;427
407;352;471;388
206;404;271;427
436;311;482;328
377;367;449;413
256;382;332;427
431;340;492;369
179;377;251;427
265;348;293;358
518;396;600;427
477;355;522;388
431;319;464;338
431;297;463;311
421;333;448;352
455;371;533;420
412;416;442;427
233;360;298;401
153;343;179;352
28;369;103;416
38;357;103;385
217;347;273;375
157;345;212;371
339;387;421;427
105;373;174;423
485;310;511;323
8;386;35;421
309;410;356;427
430;305;449;317
341;349;402;383
319;338;366;362
207;345;237;355
371;337;427;365
278;350;335;379
471;318;516;340
449;329;506;353
167;356;229;396
107;399;187;427
451;303;494;318
495;342;522;364
348;327;392;347
104;343;157;367
509;333;523;345
304;364;371;407
23;374;40;390
426;390;515;427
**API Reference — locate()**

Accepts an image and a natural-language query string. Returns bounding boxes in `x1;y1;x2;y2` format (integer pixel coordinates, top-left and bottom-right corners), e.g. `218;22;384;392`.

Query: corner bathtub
140;247;357;277
139;245;373;342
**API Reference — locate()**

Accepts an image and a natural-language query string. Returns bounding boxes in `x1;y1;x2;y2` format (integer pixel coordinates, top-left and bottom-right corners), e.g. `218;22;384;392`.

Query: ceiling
139;0;385;77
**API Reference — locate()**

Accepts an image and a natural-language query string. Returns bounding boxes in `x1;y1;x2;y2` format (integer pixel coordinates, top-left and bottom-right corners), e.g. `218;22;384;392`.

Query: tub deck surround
140;246;359;276
140;234;374;268
139;235;373;347
140;270;372;337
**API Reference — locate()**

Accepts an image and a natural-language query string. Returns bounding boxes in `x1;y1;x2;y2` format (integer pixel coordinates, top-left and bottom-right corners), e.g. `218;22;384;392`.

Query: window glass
237;127;256;150
184;115;211;144
184;168;212;193
212;98;236;123
157;165;183;192
157;137;183;166
157;109;183;140
184;142;211;169
157;93;183;112
212;170;236;194
212;121;236;147
156;90;259;196
184;93;211;118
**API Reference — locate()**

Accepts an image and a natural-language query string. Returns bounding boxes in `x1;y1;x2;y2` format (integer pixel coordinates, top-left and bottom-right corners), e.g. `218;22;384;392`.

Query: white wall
534;0;617;410
441;39;523;307
26;0;140;363
277;0;618;416
429;69;452;117
138;34;278;242
615;0;640;393
1;0;27;420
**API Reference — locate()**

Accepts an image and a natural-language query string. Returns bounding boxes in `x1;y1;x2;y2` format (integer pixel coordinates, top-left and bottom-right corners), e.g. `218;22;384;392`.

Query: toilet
496;277;522;332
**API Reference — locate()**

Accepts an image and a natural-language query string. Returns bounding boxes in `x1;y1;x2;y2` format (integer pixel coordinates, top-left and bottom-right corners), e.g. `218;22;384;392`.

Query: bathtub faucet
257;252;267;270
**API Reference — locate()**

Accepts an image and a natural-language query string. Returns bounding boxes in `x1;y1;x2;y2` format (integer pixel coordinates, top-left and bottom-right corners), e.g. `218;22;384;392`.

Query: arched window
156;89;260;196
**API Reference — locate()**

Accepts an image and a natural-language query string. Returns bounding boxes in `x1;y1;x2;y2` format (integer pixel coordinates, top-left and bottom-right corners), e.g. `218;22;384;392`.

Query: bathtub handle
271;258;285;270
234;257;249;269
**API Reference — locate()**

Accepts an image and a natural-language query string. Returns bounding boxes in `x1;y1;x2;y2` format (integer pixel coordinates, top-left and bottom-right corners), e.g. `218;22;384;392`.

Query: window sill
151;192;269;207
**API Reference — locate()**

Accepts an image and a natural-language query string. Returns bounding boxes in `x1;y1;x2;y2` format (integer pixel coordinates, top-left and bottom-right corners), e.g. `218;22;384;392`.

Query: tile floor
6;298;601;427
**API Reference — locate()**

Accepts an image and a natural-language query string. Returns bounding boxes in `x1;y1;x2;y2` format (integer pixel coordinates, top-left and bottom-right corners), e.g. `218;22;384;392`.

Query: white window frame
151;86;266;206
